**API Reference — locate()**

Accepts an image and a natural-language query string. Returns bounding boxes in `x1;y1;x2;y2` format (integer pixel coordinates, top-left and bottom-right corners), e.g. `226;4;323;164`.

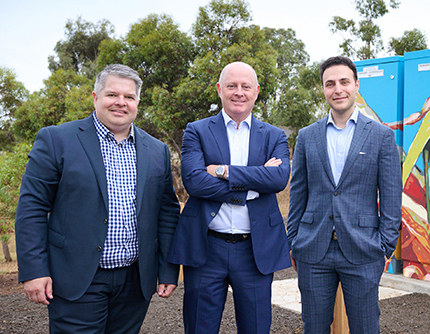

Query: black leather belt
208;229;250;243
332;230;338;240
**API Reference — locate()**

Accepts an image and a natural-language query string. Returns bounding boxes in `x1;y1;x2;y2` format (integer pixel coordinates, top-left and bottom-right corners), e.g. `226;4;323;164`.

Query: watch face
216;165;224;176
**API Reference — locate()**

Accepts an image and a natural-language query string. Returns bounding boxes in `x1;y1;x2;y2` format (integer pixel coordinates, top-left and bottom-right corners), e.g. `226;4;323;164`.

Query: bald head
218;62;259;87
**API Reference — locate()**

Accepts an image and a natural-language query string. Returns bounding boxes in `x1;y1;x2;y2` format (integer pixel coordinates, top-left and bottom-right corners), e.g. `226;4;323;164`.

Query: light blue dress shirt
326;107;358;185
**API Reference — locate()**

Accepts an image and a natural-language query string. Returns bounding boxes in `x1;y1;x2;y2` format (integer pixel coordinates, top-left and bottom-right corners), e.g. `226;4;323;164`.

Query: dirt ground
2;189;430;333
1;267;430;333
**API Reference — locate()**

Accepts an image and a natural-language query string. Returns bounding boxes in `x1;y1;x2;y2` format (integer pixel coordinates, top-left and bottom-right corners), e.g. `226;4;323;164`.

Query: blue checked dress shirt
93;112;138;269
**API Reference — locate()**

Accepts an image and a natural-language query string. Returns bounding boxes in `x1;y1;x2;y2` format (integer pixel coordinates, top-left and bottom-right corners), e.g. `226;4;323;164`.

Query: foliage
97;13;196;149
192;0;251;53
13;69;93;142
48;16;115;79
329;0;400;59
0;68;28;151
0;142;32;244
388;29;428;55
274;62;327;148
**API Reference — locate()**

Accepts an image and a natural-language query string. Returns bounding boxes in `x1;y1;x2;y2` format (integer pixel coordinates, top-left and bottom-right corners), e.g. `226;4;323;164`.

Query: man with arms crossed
287;56;402;333
15;64;180;333
168;61;291;333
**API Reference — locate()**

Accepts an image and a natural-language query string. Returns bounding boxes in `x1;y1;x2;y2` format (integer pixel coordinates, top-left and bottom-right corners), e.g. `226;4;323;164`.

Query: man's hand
264;157;282;167
23;277;53;305
157;284;177;298
290;250;297;272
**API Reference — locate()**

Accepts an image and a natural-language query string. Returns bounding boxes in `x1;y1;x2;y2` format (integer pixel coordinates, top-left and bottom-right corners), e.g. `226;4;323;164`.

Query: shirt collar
92;111;135;143
327;107;359;128
221;109;252;130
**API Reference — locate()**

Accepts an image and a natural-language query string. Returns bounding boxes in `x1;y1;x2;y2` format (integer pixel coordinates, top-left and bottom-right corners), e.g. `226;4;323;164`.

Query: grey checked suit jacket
287;112;402;265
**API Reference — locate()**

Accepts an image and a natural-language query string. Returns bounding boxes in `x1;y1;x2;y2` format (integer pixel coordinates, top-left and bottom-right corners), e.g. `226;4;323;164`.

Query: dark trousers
297;239;385;334
48;262;150;334
183;234;273;334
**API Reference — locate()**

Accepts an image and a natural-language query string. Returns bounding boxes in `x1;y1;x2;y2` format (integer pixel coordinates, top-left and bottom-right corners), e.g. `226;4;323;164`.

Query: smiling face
93;75;139;142
217;62;260;124
322;64;359;119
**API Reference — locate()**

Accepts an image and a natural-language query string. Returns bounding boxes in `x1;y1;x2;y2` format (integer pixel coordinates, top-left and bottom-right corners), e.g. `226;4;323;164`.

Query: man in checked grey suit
287;56;402;334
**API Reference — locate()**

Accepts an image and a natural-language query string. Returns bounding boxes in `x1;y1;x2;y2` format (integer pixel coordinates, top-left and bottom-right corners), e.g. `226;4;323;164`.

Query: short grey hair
94;64;143;97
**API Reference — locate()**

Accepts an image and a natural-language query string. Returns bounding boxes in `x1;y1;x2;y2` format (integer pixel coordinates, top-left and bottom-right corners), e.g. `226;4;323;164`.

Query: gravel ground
1;269;429;333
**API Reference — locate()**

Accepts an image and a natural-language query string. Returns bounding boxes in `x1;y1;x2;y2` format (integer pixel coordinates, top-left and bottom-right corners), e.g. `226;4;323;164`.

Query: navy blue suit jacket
168;112;291;275
15;115;180;301
287;112;402;265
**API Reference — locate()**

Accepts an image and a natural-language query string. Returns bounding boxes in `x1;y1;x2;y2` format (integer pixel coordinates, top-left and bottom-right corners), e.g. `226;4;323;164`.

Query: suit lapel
315;117;336;186
76;116;109;210
336;113;372;188
134;126;149;219
248;116;264;166
208;112;231;164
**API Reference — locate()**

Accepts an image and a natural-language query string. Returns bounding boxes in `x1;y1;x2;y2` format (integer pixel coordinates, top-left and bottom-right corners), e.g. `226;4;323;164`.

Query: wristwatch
215;165;225;178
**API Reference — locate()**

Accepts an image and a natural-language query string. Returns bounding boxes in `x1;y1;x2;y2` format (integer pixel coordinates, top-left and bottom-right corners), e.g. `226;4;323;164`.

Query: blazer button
210;212;216;217
104;219;108;224
97;246;102;252
334;191;339;196
329;215;334;219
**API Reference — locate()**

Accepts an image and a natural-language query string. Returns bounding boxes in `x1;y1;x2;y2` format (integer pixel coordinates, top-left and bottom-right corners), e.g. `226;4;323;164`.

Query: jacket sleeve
286;130;309;248
157;144;181;284
377;128;402;258
15;127;58;283
228;129;290;194
180;122;248;205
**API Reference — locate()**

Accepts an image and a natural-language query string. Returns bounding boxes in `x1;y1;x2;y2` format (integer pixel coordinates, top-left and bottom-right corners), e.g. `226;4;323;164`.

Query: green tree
147;1;281;152
97;13;195;143
0;142;32;261
48;16;115;79
388;28;428;55
329;0;400;59
13;69;93;142
0;67;28;151
192;0;251;53
275;62;326;148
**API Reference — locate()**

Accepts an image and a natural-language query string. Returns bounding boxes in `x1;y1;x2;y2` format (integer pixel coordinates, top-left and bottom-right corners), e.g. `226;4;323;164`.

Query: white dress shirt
208;110;258;234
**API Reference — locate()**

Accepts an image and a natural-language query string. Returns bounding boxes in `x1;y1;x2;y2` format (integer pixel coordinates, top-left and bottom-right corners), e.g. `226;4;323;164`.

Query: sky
1;0;429;93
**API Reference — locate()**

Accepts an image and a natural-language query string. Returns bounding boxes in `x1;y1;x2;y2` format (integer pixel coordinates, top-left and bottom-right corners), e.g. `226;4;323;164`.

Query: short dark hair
319;56;358;84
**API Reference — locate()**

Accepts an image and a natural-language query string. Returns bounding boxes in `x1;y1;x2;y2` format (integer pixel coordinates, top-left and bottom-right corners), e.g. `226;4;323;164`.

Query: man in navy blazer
287;56;402;333
15;64;180;333
168;62;291;333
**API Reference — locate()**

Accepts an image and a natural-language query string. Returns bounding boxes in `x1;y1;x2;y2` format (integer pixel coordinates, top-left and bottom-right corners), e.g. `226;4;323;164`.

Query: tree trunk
2;239;12;262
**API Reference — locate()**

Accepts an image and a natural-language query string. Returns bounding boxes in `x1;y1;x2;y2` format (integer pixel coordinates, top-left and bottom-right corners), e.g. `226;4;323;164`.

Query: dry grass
0;234;17;273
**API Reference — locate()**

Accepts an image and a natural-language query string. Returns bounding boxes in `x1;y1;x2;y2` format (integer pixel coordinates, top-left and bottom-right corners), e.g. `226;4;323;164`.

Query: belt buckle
226;235;235;244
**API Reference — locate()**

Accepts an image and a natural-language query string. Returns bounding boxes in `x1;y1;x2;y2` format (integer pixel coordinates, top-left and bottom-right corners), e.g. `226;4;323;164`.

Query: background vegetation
0;0;427;260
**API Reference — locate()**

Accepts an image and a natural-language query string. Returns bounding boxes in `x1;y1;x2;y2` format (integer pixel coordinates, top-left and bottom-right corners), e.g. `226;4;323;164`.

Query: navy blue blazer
15;115;180;301
168;112;291;275
287;112;402;265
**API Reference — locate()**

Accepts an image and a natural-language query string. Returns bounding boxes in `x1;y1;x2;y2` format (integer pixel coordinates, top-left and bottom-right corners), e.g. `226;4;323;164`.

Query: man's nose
334;84;343;94
115;96;127;105
234;86;244;95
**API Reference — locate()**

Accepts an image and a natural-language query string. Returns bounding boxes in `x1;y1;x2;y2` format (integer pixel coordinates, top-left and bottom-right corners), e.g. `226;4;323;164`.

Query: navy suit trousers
48;262;150;334
183;235;273;334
